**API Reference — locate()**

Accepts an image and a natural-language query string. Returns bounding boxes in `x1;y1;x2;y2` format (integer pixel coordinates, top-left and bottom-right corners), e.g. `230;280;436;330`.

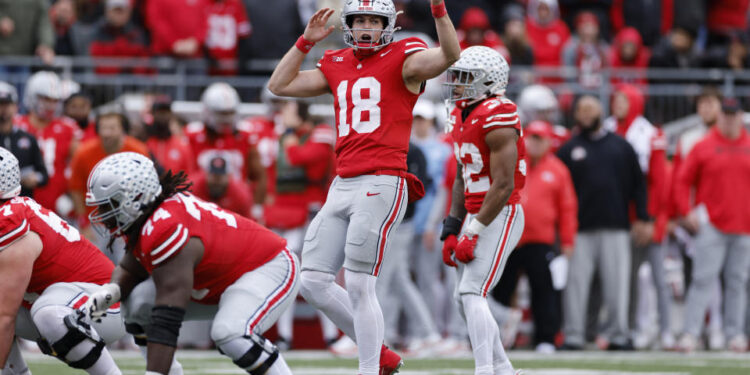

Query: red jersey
316;37;428;177
134;193;286;304
185;122;255;180
147;136;195;177
206;0;251;62
0;197;113;302
16;115;80;211
243;117;279;195
449;97;526;214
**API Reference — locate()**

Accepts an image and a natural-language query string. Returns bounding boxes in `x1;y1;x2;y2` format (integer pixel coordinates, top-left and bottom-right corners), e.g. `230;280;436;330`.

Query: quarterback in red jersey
440;46;526;375
185;82;267;221
0;148;125;375
83;152;297;375
16;71;80;212
267;0;460;373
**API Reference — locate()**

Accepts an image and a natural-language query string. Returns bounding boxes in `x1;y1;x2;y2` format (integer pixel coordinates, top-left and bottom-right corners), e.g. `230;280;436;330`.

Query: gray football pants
563;229;631;346
376;219;440;343
683;221;750;339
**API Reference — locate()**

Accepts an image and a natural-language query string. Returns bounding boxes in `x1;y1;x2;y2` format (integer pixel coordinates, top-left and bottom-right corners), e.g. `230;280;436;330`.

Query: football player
83;152;298;375
267;0;460;373
16;71;80;213
440;46;526;375
185;83;267;222
0;147;125;375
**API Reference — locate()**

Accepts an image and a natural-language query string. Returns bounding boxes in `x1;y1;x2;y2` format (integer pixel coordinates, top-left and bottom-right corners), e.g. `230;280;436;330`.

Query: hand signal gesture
304;8;336;43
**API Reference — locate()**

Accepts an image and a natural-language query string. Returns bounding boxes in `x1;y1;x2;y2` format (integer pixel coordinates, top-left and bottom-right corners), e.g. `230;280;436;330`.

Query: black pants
491;243;561;345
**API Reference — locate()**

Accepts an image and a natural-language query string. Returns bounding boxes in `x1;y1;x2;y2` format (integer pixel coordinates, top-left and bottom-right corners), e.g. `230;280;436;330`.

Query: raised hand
303;8;336;43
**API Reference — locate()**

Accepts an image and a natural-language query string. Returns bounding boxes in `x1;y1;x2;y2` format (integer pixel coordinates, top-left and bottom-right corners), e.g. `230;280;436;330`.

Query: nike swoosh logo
472;119;479;124
380;50;392;57
366;192;380;197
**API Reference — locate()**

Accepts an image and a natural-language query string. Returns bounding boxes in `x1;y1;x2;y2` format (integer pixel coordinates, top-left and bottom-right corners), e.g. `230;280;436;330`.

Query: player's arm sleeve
143;221;191;268
0;210;30;252
28;136;49;187
402;37;429;56
556;165;578;248
481;101;520;136
668;142;683;218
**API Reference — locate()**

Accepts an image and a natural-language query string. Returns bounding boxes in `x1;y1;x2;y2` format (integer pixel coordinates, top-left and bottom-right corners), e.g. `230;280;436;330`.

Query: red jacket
605;84;668;219
609;27;650;86
518;153;577;248
526;18;570;67
264;125;335;229
707;0;749;34
146;0;209;56
192;172;252;218
675;127;750;234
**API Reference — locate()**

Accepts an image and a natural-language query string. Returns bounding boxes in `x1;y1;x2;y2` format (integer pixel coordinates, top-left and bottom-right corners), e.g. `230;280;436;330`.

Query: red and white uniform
243;117;279;194
147;136;195;177
449;97;527;298
185;122;255;180
135;192;287;304
16;115;80;211
449;97;526;214
317;37;428;177
0;197;113;304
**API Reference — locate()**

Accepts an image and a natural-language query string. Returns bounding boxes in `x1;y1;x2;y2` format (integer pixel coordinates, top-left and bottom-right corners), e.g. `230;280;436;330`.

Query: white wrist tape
466;218;487;236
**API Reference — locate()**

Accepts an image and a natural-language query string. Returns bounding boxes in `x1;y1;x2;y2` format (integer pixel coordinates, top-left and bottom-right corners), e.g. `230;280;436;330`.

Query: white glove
80;283;121;322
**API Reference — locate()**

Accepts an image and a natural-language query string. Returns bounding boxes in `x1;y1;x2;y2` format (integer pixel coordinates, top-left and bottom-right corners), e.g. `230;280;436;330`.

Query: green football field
20;350;750;375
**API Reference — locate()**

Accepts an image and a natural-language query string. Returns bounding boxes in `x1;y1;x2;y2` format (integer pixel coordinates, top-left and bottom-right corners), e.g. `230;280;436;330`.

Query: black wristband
146;305;185;347
440;216;463;240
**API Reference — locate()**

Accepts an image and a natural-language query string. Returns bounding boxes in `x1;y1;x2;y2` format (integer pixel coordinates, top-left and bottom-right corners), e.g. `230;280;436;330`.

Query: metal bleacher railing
2;55;750;149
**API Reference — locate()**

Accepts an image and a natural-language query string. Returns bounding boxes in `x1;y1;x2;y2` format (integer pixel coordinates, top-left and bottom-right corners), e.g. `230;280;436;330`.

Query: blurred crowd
3;66;750;356
2;0;750;76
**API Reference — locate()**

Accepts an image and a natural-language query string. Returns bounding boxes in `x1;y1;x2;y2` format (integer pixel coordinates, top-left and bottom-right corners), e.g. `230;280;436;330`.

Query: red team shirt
16;115;80;211
449;97;526;214
317;37;428;177
0;197;113;305
185;122;256;180
206;0;252;62
134;193;286;304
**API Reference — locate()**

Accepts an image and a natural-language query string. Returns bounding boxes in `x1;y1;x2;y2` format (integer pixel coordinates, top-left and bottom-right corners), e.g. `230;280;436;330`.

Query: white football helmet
341;0;399;51
0;147;21;199
86;152;162;239
443;46;510;104
0;81;18;103
201;82;240;132
24;71;63;120
517;84;559;124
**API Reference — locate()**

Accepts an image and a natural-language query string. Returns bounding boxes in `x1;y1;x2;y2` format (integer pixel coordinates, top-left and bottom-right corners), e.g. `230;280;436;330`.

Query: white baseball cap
412;100;435;120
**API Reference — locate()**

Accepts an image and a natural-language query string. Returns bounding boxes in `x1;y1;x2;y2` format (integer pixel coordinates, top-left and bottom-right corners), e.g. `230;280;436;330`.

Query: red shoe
379;345;403;375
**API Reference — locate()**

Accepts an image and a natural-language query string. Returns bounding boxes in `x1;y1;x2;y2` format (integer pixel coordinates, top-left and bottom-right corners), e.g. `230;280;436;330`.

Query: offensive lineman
0;147;126;375
267;0;460;373
440;46;526;375
83;152;298;375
